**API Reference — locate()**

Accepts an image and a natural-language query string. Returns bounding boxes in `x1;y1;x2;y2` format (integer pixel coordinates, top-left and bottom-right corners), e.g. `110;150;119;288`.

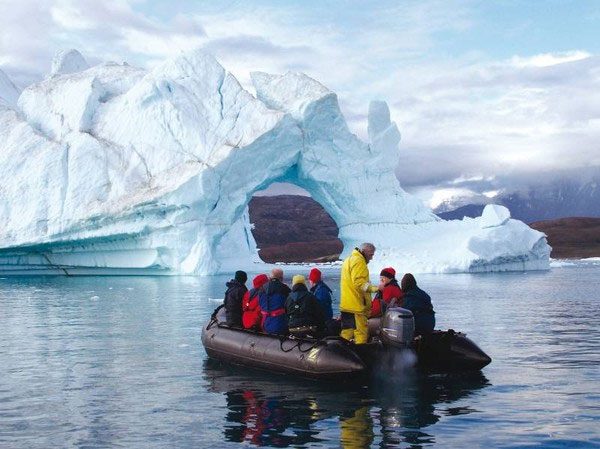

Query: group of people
223;267;334;338
222;242;435;344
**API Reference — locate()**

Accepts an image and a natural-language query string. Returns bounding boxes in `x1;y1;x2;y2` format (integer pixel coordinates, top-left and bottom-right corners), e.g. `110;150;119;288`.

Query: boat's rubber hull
201;322;366;381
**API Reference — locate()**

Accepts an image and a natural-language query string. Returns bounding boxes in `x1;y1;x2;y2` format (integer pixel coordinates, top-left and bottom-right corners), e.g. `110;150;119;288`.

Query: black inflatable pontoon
201;307;491;381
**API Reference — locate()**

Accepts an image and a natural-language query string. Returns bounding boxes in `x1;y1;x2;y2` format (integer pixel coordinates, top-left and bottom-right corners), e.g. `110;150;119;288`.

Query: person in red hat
242;274;269;330
370;267;403;317
308;268;333;322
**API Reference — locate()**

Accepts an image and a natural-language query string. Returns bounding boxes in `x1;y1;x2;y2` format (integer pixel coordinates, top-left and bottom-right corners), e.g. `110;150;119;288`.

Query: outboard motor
381;308;414;349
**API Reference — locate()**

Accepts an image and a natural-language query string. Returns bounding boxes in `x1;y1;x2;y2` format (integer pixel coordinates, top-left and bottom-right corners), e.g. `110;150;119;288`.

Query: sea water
1;264;599;448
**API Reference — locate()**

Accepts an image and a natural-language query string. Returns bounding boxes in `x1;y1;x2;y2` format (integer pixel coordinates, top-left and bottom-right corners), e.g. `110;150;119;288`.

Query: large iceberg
0;49;550;275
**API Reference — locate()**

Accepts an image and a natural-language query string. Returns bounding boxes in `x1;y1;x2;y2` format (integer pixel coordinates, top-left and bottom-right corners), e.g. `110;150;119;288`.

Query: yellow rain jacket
340;248;376;314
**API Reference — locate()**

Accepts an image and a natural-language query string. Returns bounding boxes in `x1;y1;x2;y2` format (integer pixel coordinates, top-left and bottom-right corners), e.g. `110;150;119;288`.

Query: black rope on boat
207;305;224;330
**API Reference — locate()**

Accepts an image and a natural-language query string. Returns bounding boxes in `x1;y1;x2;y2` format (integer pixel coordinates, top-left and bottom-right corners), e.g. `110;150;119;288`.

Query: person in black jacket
223;270;248;327
285;275;326;337
400;273;435;336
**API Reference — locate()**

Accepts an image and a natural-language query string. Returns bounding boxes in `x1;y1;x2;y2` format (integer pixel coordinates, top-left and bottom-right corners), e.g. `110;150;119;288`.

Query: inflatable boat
201;306;491;381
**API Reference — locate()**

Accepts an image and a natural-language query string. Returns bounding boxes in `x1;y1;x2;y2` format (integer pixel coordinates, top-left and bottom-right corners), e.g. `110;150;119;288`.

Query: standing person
371;267;403;318
308;268;333;321
260;268;291;335
285;275;326;337
400;273;435;336
339;243;379;344
242;274;269;330
223;270;248;327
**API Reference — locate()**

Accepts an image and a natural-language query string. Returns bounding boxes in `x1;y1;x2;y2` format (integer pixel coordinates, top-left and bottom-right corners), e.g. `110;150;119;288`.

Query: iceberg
0;68;21;108
0;49;550;275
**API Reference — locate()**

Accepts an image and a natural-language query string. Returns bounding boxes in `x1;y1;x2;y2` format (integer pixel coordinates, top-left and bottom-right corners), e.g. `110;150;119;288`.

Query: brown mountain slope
248;195;343;263
530;217;600;258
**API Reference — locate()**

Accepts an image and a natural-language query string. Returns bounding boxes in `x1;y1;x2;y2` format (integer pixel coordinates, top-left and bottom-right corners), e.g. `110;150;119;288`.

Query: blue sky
1;0;599;206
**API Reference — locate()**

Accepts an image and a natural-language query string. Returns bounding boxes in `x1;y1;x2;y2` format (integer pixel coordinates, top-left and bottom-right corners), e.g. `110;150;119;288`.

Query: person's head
292;275;306;287
234;270;247;284
359;243;376;263
308;268;321;286
253;274;269;289
271;268;284;281
401;273;417;292
379;267;396;286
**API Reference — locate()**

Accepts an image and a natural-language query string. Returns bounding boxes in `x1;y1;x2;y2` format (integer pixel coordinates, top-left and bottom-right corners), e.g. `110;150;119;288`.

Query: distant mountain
530;218;600;258
249;195;599;261
435;178;600;223
437;204;486;221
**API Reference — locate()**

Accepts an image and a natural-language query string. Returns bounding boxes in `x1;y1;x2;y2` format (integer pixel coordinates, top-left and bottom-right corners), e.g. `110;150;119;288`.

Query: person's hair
359;242;375;253
234;270;247;284
271;268;284;281
401;273;417;292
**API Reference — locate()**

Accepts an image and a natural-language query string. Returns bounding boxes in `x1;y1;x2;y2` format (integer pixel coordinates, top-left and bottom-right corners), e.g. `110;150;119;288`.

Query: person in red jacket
242;274;269;330
370;267;403;317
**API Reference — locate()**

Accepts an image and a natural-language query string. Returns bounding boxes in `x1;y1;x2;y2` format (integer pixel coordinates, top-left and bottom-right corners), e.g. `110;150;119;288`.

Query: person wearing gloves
339;243;379;344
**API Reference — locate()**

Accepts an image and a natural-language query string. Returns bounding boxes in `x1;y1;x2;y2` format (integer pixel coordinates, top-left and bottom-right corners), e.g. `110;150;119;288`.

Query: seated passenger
223;270;248;327
370;267;403;318
260;268;291;335
400;273;435;335
242;274;269;330
286;275;326;337
308;268;333;320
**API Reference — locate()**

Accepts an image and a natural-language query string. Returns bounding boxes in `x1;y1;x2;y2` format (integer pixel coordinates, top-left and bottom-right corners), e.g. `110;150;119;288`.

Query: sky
1;0;599;207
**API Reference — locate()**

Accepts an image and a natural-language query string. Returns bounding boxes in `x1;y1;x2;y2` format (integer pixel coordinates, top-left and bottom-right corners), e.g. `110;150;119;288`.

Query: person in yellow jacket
339;243;379;344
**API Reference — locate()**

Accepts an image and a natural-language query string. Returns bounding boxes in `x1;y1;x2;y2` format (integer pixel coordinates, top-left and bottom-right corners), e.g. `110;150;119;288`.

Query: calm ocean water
1;265;599;448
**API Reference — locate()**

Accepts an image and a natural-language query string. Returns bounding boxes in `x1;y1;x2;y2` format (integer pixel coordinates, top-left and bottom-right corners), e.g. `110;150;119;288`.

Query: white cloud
0;0;598;199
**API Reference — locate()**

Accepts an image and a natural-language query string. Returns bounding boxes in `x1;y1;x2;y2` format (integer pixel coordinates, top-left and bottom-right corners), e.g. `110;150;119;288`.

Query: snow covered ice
0;49;550;275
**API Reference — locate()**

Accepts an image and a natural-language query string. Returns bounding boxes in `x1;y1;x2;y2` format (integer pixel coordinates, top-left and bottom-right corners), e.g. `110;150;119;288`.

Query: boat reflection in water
203;359;490;448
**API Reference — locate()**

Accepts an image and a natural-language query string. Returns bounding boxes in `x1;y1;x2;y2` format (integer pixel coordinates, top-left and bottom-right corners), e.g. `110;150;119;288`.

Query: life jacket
370;279;403;317
242;288;262;330
259;279;290;335
371;290;385;318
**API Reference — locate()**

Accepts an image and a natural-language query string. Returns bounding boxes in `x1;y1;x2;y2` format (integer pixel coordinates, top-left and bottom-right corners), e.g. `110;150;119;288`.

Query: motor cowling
381;307;414;348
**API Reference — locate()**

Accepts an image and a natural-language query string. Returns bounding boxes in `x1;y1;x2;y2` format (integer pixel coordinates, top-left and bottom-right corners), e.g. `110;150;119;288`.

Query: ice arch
0;49;550;275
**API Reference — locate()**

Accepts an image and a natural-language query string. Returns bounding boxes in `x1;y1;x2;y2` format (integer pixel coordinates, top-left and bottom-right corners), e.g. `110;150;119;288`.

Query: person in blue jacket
400;273;435;336
308;267;340;335
308;268;333;320
260;268;291;335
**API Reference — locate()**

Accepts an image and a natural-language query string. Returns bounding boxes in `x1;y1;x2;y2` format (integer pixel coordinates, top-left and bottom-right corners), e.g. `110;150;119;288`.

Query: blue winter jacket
310;281;333;321
402;286;435;335
259;279;290;335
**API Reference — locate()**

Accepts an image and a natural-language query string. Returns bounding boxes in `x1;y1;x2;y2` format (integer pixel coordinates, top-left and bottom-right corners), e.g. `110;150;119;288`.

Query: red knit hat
253;274;269;289
380;267;396;279
308;268;321;283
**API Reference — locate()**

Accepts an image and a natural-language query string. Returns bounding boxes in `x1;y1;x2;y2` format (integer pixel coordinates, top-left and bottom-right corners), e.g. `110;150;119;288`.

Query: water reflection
203;360;490;448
